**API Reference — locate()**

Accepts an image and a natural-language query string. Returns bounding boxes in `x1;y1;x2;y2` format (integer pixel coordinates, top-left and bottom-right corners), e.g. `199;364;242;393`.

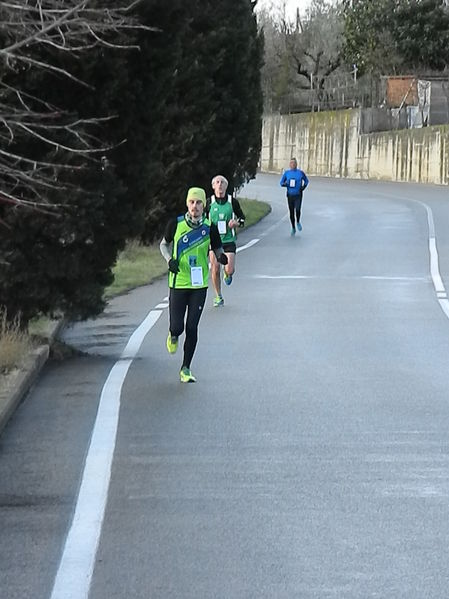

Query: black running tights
169;287;207;369
287;193;303;228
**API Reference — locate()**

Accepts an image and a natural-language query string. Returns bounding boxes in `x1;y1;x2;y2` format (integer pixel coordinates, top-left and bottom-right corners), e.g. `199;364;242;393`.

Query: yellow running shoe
180;367;196;383
166;333;178;354
213;295;224;307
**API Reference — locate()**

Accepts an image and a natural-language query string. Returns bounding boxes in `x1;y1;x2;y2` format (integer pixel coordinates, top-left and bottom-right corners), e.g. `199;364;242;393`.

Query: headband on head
211;175;228;187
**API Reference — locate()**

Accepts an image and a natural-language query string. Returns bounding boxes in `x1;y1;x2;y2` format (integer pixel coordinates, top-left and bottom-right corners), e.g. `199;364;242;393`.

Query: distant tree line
259;0;449;113
0;0;264;325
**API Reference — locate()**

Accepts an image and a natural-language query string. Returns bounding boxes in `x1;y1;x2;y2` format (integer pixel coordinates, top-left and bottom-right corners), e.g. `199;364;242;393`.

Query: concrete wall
262;108;449;185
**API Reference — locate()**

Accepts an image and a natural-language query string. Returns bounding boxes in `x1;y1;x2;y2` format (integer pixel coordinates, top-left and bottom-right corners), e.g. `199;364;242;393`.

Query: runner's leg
295;193;303;223
224;251;235;276
169;288;188;338
287;196;296;229
209;250;222;298
182;288;207;369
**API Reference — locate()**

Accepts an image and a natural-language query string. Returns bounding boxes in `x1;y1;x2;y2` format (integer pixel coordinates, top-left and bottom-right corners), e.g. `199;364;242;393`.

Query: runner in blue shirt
280;157;309;236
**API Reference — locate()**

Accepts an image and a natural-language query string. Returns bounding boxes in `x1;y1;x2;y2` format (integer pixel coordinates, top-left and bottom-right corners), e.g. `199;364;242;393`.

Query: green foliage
0;0;142;325
342;0;399;75
342;0;449;75
135;0;264;240
394;0;449;71
0;167;127;324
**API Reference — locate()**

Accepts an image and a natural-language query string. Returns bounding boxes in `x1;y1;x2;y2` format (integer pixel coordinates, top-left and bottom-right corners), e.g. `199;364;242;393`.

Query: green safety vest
209;195;236;244
169;216;211;289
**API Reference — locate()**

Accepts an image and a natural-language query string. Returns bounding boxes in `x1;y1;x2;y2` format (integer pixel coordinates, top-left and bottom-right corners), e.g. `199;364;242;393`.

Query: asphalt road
1;174;449;598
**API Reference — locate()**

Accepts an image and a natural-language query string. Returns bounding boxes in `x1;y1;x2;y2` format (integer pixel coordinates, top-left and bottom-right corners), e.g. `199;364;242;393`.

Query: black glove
238;218;245;228
168;258;179;273
218;253;228;266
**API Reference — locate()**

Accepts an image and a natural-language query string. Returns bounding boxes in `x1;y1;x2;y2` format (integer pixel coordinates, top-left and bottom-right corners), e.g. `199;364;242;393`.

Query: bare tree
0;0;152;218
259;0;346;113
258;2;294;112
285;1;343;107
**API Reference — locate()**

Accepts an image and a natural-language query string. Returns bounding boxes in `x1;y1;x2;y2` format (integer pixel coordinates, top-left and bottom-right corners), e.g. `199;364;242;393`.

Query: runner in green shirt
206;175;245;307
160;187;227;382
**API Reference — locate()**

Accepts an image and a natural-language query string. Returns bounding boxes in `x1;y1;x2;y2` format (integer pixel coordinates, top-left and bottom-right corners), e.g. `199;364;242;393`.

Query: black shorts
222;242;236;254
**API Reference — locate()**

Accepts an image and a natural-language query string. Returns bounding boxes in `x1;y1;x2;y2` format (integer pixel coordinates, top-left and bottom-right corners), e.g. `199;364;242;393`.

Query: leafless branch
0;0;154;214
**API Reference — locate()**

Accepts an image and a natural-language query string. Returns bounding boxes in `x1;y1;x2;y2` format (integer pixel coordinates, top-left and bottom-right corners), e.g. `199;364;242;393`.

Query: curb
0;345;49;434
0;319;65;436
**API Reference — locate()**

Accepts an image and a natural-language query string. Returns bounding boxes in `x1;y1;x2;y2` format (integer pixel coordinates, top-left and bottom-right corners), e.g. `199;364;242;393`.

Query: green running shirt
209;194;236;244
169;216;211;289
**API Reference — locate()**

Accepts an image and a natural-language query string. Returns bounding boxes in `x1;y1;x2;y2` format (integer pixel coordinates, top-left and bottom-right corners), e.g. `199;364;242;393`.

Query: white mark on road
253;275;428;281
50;309;163;599
417;200;449;320
429;238;445;293
237;239;260;252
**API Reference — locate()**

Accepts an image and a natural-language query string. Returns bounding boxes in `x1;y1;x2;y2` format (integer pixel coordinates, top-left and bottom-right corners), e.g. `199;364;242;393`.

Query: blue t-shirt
280;168;309;196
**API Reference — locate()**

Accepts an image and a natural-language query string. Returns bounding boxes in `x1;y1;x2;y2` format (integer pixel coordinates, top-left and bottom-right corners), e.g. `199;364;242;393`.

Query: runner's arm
301;172;309;190
231;198;245;225
159;218;177;262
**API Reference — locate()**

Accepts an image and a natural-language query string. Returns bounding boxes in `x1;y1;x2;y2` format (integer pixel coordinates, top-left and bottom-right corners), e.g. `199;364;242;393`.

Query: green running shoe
213;295;224;307
223;272;233;286
166;333;178;354
180;367;196;383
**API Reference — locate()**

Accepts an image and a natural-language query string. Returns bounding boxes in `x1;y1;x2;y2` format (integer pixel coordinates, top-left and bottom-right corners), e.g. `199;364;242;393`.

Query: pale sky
257;0;313;21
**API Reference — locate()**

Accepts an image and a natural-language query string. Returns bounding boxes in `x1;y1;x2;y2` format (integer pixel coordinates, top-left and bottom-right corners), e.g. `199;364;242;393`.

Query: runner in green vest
160;187;227;383
206;175;245;307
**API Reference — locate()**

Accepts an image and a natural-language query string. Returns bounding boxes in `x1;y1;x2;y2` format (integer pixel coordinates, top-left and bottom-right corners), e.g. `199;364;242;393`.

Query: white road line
253;275;428;281
416;199;449;317
50;309;163;599
429;237;445;293
237;238;260;252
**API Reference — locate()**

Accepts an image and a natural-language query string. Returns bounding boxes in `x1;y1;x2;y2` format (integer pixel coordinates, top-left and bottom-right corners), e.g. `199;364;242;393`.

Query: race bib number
289;179;296;188
190;266;204;287
217;220;227;235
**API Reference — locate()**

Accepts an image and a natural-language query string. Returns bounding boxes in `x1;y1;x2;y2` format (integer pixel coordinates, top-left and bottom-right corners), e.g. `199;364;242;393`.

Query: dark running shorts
222;242;237;254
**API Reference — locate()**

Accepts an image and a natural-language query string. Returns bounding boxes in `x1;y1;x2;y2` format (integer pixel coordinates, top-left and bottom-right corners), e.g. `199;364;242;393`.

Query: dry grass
0;308;32;374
